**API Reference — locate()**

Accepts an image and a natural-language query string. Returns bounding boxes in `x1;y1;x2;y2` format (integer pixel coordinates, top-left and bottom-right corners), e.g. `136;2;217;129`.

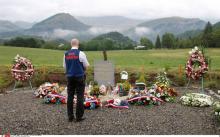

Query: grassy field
0;46;220;71
0;45;220;90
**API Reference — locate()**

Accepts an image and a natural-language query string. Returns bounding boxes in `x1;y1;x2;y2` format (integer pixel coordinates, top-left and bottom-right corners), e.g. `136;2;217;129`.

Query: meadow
0;46;220;71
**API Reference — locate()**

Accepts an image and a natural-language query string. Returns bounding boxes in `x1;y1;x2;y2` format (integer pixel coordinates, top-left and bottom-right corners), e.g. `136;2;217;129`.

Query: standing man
63;38;89;122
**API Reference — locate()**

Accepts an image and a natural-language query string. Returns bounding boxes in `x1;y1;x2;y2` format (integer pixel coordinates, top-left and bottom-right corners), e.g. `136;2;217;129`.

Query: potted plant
122;81;131;96
118;81;131;97
90;85;100;98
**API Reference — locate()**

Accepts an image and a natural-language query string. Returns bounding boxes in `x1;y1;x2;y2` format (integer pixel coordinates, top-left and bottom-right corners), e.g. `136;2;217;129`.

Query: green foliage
204;80;220;89
212;29;220;48
140;37;154;49
0;66;13;91
204;22;213;34
155;35;161;49
155;71;170;86
162;33;175;49
1;46;220;71
82;32;135;51
122;80;131;91
164;65;171;72
90;85;100;96
4;37;45;48
137;71;146;83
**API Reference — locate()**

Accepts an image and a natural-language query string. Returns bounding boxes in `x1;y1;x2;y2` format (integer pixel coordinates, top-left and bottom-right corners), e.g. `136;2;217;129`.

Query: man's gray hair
71;38;79;47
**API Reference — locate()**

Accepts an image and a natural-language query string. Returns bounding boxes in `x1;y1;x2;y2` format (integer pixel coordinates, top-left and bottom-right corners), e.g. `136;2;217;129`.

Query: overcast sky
0;0;220;23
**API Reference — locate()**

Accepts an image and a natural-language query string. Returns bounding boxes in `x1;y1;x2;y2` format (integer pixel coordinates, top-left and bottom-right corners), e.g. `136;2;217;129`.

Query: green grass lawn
0;46;220;71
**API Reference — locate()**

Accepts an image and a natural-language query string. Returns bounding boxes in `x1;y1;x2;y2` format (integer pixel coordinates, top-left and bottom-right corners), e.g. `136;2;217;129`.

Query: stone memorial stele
94;60;115;86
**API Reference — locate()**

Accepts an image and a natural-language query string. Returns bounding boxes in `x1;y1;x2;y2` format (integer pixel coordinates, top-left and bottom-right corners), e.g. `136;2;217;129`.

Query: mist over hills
76;16;143;31
125;17;207;41
0;13;217;42
14;21;35;29
0;20;21;33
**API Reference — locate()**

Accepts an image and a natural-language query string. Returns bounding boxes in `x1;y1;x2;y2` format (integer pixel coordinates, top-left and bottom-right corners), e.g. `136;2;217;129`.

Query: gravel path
0;88;220;135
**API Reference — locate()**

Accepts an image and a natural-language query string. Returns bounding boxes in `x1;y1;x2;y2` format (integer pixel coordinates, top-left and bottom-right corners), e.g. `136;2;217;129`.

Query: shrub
205;80;219;89
123;80;131;91
90;85;100;97
136;72;146;83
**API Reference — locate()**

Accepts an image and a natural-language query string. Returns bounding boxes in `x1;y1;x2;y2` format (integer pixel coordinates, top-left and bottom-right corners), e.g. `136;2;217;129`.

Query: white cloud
0;0;220;23
135;27;152;36
53;29;78;38
88;27;115;35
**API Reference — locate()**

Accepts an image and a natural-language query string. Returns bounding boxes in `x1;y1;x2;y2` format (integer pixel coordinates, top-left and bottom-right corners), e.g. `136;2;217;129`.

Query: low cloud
135;27;152;36
53;29;78;38
88;27;114;35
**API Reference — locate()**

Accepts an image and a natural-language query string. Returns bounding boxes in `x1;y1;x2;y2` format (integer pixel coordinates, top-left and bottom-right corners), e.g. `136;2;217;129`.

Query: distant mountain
177;21;220;39
31;13;90;32
77;16;143;31
0;20;21;33
0;15;213;42
125;17;206;41
213;22;220;30
177;29;203;39
0;13;92;40
14;21;35;29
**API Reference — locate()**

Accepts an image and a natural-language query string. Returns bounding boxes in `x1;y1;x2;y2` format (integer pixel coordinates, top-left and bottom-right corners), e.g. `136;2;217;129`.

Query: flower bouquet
105;99;129;109
84;95;101;109
147;72;178;103
11;54;34;81
116;81;131;97
155;71;170;88
35;82;60;98
44;93;67;104
186;46;208;80
180;93;213;107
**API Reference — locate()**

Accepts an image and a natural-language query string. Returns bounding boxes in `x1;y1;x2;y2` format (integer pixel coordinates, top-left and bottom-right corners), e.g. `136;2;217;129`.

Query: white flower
149;89;156;94
180;93;213;107
156;93;161;98
194;46;198;51
215;112;218;115
189;51;192;55
192;49;196;53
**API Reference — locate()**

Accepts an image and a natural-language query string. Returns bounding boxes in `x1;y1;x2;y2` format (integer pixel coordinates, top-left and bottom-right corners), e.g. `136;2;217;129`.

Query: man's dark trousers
67;76;85;119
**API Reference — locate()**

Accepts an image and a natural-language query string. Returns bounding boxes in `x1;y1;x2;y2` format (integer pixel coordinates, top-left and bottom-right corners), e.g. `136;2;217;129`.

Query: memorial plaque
94;60;115;86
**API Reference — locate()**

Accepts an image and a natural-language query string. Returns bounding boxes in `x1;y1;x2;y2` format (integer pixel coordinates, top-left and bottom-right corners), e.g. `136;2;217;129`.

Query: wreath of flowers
185;47;208;80
11;54;34;81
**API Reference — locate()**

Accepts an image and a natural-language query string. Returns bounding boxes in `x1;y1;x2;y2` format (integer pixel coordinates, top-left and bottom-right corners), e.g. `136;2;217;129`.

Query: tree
155;35;161;49
202;22;214;47
162;33;175;49
204;22;213;34
4;37;44;48
140;37;154;49
212;29;220;48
